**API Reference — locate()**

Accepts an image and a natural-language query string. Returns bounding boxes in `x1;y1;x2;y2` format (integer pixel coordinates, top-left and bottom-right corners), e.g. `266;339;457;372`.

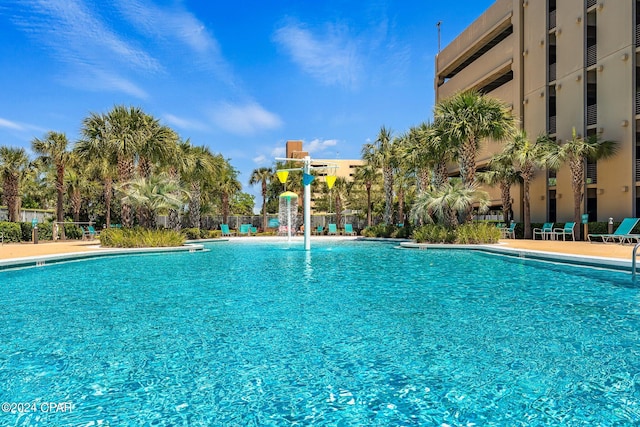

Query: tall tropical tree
496;131;557;238
477;156;520;225
434;90;516;189
0;146;29;222
548;128;617;239
362;126;395;224
249;167;273;231
217;163;242;225
181;145;221;229
32;131;71;227
353;163;380;227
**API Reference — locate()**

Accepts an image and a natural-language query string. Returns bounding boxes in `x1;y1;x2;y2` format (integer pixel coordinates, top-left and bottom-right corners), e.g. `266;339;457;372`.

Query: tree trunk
383;166;394;224
500;182;511;223
118;157;134;228
366;183;372;227
56;165;65;223
261;182;267;231
397;187;405;225
189;182;201;229
167;209;180;231
104;177;113;227
570;157;585;240
433;160;448;190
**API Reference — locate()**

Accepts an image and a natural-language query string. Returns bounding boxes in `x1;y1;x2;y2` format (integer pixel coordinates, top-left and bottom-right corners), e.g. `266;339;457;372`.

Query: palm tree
353;163;380;227
362;126;395;224
249;167;273;231
434;90;516;189
181;145;221;229
548;128;617;239
411;181;489;228
496;131;558;238
331;177;349;226
31;131;71;227
119;174;186;228
217;164;242;224
0;146;29;222
477;156;520;225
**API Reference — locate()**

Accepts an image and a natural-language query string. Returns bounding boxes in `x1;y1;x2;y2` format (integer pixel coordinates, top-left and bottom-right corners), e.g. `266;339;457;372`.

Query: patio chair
587;218;640;243
344;224;356;236
328;224;338;235
501;222;516;239
239;224;251;236
532;222;554;240
250;226;258;234
313;225;324;235
220;224;235;237
83;225;100;240
552;222;576;241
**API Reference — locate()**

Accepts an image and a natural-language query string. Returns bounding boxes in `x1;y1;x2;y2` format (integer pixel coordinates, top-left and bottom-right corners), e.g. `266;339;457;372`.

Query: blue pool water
1;240;639;426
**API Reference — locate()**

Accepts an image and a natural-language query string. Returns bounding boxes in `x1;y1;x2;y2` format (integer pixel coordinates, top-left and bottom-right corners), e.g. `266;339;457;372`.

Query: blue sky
0;0;494;205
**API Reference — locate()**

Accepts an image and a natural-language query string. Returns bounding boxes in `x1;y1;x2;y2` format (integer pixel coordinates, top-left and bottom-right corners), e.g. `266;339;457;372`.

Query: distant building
436;0;639;223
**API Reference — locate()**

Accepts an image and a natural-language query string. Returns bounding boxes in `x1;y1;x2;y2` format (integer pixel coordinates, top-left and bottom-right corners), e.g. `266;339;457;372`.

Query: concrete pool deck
0;237;637;261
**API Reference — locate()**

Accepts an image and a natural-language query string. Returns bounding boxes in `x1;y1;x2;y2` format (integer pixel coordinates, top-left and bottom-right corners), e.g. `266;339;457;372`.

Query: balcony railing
549;10;556;30
587;0;597;8
548;115;557;134
586;44;597;67
637;24;640;47
587;104;597;126
586;162;597;184
549;63;556;82
636;158;640;182
636;92;640;115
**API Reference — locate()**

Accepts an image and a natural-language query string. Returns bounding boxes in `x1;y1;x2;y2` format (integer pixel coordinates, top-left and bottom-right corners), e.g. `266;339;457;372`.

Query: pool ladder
633;242;640;280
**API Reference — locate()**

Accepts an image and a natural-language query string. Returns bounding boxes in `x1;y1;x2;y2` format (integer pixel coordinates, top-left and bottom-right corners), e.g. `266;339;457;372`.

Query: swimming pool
1;240;639;425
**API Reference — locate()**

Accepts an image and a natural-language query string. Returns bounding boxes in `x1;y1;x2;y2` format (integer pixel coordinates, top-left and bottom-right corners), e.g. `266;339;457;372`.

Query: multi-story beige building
436;0;639;224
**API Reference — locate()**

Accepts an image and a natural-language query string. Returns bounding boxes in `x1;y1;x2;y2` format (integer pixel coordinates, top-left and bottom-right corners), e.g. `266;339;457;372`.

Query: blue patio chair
239;224;251;236
344;224;356;236
220;224;235;237
588;218;640;244
313;225;324;235
250;226;258;234
532;222;554;240
328;224;338;235
552;222;576;241
501;222;516;239
83;225;100;240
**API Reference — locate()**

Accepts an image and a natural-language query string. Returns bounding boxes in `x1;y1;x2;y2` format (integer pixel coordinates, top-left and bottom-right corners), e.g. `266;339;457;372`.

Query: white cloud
210;102;282;136
163;113;207;131
306;138;338;154
0;118;24;131
273;21;362;89
252;154;267;164
271;146;286;158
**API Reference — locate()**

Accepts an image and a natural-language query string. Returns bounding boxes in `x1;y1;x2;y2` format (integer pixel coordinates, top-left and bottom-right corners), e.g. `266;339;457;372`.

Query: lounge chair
250;226;258;234
552;222;576;241
532;222;554;240
587;218;640;243
239;224;251;236
501;222;516;239
83;225;100;240
313;226;324;235
220;224;235;237
328;224;338;235
344;224;356;236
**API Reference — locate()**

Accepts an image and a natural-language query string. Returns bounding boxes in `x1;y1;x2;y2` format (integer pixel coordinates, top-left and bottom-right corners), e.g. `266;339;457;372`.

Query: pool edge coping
0;244;206;270
399;241;634;272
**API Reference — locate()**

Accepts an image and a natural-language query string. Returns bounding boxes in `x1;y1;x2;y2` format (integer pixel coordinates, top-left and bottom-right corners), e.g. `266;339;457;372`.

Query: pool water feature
1;241;639;425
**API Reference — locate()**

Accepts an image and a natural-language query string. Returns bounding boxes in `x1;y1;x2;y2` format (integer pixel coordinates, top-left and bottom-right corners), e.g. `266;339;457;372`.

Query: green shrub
182;228;201;240
362;224;397;238
456;222;501;244
64;223;85;240
19;222;32;241
208;230;222;238
99;228;185;248
0;222;22;243
412;224;456;243
392;224;412;239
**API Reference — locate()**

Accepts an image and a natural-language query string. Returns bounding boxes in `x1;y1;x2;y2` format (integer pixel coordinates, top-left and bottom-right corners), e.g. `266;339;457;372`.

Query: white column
304;156;311;251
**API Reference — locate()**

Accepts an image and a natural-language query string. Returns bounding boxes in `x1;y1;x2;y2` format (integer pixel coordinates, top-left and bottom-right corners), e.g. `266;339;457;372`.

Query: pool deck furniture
552;222;576;241
501;222;516;239
220;224;235;237
239;224;251;236
533;222;554;240
83;225;100;240
587;217;640;244
313;226;324;235
250;226;258;234
328;224;338;235
344;224;356;236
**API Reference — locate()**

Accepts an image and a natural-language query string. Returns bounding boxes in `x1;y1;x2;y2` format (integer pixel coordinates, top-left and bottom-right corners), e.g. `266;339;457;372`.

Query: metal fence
0;208;54;223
